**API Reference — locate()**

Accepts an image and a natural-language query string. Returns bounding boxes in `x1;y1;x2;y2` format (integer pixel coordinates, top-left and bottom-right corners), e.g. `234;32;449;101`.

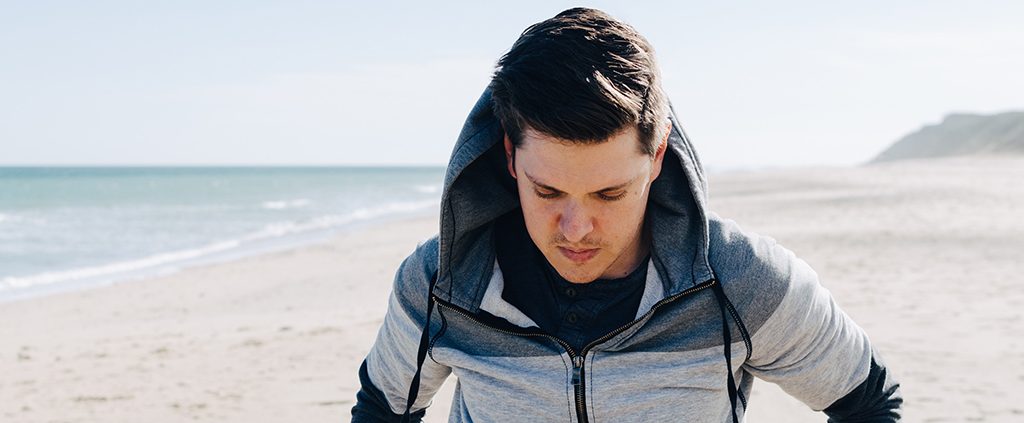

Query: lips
558;247;599;263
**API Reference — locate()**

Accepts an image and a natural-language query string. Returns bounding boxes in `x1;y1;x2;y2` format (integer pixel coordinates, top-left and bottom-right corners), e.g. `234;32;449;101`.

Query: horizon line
0;163;450;168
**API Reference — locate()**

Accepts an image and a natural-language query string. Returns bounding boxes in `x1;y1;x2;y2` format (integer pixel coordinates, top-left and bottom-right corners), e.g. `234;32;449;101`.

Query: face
504;124;668;284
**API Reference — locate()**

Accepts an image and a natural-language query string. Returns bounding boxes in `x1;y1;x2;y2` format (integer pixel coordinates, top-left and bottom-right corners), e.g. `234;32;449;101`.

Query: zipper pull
571;355;584;385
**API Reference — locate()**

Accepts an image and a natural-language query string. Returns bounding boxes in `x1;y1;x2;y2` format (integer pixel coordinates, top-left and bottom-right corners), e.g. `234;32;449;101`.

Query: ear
650;122;671;181
503;134;517;179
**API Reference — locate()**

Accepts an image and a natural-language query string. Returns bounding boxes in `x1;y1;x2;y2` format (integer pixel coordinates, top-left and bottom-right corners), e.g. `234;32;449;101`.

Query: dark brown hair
489;7;669;156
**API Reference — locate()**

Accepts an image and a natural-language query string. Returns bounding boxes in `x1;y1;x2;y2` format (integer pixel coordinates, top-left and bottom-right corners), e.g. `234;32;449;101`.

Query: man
352;7;901;422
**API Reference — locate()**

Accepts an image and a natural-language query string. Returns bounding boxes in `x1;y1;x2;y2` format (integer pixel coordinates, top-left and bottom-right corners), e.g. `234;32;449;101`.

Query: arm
740;238;902;421
352;360;426;423
822;348;902;422
351;236;452;423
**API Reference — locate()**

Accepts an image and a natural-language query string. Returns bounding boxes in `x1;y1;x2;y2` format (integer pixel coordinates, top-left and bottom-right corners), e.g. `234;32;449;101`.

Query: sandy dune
2;157;1022;422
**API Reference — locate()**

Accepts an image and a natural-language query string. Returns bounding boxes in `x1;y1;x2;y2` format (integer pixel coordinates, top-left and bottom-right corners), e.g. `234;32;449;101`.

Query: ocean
0;166;446;301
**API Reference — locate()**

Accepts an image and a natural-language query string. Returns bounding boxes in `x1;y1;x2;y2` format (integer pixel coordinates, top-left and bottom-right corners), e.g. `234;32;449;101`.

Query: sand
2;156;1023;422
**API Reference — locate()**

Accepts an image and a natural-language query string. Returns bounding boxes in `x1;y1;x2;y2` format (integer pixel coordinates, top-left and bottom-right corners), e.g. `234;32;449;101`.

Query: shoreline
1;211;443;422
0;205;441;304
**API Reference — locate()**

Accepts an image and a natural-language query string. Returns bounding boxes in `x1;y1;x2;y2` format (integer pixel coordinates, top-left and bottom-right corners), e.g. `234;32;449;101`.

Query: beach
3;157;1023;422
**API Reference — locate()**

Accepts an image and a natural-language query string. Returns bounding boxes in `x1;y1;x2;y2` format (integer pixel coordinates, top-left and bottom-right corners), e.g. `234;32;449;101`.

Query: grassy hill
870;111;1024;163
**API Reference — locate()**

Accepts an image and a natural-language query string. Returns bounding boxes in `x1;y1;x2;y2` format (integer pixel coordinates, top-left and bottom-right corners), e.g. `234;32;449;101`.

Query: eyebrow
524;171;636;194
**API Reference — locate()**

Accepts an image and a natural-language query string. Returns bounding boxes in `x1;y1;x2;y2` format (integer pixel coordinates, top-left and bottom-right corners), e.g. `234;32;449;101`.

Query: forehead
516;126;649;190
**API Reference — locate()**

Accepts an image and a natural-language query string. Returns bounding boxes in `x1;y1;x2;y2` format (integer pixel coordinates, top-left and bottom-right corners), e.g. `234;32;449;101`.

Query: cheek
595;200;645;238
518;195;558;232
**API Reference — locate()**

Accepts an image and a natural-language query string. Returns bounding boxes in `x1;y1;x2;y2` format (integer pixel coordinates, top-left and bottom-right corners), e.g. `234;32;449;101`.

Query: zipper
572;355;587;423
431;278;716;423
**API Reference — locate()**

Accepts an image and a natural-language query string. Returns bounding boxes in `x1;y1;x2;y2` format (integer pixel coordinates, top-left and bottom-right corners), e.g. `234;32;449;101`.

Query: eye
598;191;627;201
534;189;561;199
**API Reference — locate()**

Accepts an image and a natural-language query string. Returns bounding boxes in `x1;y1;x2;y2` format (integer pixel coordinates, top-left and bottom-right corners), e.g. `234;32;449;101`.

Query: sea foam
261;199;311;210
0;199;438;293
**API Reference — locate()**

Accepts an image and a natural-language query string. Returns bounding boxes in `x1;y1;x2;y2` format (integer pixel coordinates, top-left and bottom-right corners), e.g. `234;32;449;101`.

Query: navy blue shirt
493;210;649;353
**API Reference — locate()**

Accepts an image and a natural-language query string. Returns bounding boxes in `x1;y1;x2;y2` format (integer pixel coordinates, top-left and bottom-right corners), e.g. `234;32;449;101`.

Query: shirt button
566;313;579;324
565;287;577;298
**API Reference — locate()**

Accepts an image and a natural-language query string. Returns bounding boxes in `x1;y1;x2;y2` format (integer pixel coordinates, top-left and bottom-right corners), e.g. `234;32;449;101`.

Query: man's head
489;7;672;283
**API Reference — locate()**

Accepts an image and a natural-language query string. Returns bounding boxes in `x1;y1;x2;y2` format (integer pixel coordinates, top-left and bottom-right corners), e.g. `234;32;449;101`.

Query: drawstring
401;271;438;423
711;279;741;423
402;194;456;422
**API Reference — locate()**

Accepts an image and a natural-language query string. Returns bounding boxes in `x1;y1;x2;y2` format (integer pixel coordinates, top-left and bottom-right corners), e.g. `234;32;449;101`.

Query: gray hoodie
354;86;901;422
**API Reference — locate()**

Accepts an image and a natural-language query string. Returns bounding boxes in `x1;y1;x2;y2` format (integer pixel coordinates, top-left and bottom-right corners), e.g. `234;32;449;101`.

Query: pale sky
2;1;1022;169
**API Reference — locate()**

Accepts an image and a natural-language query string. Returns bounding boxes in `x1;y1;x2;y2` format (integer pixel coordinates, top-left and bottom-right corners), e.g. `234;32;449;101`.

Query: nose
559;200;594;244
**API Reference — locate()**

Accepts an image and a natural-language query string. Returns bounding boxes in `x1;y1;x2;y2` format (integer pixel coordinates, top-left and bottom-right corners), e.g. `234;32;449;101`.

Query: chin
551;260;604;284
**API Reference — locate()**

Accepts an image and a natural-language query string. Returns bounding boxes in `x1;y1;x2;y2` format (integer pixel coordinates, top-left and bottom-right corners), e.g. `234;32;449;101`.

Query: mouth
558;247;600;263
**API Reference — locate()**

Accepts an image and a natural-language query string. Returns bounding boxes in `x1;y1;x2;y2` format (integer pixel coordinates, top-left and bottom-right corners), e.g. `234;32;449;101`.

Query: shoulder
706;212;819;333
410;234;441;274
391;234;441;309
707;212;797;287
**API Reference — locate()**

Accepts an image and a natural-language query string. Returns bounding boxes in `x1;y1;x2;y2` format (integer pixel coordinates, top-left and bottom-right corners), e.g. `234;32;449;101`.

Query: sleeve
351;236;452;422
822;347;903;422
740;240;902;420
352;359;426;422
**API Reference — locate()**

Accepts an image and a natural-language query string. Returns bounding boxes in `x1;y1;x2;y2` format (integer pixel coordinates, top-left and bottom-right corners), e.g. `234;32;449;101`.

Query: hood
432;86;715;312
401;85;744;423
